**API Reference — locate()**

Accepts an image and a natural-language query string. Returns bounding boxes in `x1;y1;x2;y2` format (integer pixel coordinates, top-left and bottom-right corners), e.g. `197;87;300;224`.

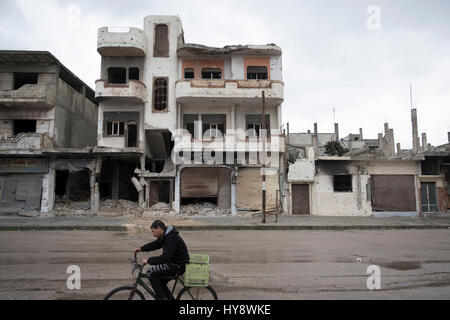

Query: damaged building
286;109;450;216
95;15;286;215
0;51;98;215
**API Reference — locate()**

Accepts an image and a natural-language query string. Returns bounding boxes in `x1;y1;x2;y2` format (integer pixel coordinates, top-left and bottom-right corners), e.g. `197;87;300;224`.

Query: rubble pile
100;199;143;216
181;202;231;216
150;202;171;210
54;201;92;216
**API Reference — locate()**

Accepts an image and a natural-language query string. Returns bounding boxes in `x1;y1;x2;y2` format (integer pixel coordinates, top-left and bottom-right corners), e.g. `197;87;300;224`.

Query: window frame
105;121;125;137
246;66;268;80
333;174;353;192
153;24;169;58
201;68;222;79
152;76;169;112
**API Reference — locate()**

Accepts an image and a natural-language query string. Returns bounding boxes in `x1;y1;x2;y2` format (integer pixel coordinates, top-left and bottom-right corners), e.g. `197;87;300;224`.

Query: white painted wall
142;15;183;132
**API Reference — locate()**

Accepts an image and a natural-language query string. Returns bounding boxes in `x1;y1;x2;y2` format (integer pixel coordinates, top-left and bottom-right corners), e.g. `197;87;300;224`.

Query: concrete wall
97;100;144;149
54;79;97;148
231;55;282;81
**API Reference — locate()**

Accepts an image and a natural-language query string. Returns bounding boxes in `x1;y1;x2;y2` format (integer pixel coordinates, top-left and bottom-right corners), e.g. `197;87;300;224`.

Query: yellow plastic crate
182;254;210;287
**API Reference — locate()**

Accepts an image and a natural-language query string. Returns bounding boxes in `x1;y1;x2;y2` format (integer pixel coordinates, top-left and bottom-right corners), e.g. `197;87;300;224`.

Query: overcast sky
1;0;449;147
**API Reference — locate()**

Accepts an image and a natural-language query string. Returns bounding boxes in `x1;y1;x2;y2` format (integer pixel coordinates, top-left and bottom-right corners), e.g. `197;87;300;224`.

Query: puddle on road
379;261;422;270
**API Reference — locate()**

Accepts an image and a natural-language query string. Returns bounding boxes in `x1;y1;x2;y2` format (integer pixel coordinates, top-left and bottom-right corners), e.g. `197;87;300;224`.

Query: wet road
0;229;450;299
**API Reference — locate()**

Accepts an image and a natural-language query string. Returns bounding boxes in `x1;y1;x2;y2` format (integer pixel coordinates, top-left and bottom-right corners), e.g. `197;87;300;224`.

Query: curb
1;225;449;231
0;225;127;231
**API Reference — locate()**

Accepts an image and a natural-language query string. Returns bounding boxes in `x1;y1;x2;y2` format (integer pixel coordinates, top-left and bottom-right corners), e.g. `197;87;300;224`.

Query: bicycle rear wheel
103;286;146;300
176;286;218;300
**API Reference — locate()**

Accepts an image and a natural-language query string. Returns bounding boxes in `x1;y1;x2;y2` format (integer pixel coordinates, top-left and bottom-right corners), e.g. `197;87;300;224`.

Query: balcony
0;133;53;155
97;27;147;56
95;79;146;103
175;79;284;105
0;84;56;109
172;132;286;153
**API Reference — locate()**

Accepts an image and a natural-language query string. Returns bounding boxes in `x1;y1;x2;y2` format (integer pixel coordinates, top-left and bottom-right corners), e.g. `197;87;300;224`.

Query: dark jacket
140;226;189;266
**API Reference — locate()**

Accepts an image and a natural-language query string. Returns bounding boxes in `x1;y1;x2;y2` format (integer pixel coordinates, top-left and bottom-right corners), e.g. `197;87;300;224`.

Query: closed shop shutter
371;175;416;211
0;174;42;211
236;168;277;210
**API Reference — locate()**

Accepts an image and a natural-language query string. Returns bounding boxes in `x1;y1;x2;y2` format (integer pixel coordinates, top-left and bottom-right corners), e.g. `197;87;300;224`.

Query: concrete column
359;128;363;140
174;166;180;213
313;123;318;155
334;123;339;141
390;129;395;156
112;160;119;200
40;167;55;214
411;108;419;153
170;178;174;210
230;104;236;130
397;143;401;155
448;132;450;144
231;169;237;216
422;133;428;152
177;103;182;129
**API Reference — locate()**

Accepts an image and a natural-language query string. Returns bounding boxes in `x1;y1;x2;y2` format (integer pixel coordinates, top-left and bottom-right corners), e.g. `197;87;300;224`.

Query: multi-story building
95;15;286;215
0;51;98;215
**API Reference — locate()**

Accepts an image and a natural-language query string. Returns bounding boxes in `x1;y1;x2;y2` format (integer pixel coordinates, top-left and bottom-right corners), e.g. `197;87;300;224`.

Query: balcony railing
175;79;284;105
95;79;146;103
0;133;54;154
0;83;56;108
97;27;147;56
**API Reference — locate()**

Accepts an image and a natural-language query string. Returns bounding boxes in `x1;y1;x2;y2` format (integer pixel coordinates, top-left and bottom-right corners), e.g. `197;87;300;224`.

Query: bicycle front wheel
176;286;218;300
103;286;146;300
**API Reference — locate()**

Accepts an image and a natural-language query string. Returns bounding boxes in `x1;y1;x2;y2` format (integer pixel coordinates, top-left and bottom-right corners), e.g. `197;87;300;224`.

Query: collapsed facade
0;51;98;215
95;16;285;215
287;109;450;216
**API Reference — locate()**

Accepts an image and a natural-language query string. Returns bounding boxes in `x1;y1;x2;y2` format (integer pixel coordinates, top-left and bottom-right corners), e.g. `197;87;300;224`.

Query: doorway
421;182;438;212
292;184;310;215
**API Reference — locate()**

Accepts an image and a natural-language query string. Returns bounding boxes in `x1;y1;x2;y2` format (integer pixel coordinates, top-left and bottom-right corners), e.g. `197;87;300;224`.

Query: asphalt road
0;229;449;299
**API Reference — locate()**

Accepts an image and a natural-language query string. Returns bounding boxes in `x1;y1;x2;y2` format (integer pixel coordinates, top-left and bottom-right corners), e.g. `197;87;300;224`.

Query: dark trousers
147;263;185;300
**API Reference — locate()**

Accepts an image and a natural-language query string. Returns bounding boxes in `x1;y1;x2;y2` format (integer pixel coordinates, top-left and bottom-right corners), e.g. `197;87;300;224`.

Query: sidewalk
1;214;450;231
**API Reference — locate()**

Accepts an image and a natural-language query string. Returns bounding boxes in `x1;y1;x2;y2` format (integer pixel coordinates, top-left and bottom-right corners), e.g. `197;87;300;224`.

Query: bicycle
103;253;218;300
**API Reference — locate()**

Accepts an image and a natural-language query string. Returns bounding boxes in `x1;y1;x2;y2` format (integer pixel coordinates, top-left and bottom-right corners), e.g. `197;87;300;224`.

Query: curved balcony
175;79;284;105
95;79;146;103
97;27;147;56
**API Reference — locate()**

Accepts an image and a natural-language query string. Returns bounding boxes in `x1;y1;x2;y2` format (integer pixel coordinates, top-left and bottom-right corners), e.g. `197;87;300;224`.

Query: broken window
201;68;222;79
153;78;168;111
183;114;198;137
202;114;225;139
105;121;125;136
333;175;352;192
128;67;140;81
13;120;36;135
154;24;169;57
107;67;127;84
127;121;137;147
421;157;440;175
184;68;195;79
245;114;270;137
247;66;268;80
13;73;38;90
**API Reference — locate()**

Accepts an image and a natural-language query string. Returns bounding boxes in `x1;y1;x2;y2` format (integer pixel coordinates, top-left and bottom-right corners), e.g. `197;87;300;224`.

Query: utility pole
261;91;266;223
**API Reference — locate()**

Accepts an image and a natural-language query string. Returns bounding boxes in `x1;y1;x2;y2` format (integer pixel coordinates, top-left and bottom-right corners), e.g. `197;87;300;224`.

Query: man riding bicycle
133;220;189;300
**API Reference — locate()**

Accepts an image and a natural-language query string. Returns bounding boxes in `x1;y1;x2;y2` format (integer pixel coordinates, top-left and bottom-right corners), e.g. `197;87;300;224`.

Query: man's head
151;220;166;238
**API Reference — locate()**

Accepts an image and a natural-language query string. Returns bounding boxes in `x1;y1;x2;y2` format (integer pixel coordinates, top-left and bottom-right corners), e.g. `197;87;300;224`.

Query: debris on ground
99;199;143;217
181;202;231;216
150;202;171;210
53;201;94;216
